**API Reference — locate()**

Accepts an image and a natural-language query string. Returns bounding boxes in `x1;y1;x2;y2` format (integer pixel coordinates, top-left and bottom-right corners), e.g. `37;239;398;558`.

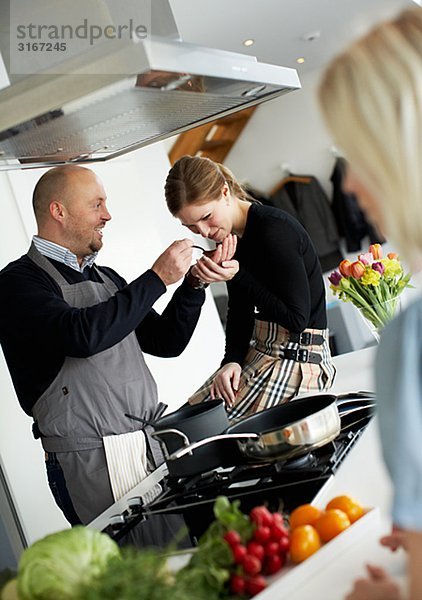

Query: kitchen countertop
260;346;408;600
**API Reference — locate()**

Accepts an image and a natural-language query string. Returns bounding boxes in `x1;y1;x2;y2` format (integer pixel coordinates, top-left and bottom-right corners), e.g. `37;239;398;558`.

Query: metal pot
160;392;376;476
150;399;235;477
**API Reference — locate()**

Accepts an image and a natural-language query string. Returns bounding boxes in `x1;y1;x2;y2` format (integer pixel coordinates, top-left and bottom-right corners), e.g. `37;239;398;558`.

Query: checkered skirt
188;320;336;421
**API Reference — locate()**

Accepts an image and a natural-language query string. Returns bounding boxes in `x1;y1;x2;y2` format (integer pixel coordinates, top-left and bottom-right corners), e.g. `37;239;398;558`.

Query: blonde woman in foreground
318;6;422;600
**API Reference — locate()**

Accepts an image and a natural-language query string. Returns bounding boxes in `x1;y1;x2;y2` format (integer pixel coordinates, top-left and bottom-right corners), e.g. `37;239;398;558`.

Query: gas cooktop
89;397;373;549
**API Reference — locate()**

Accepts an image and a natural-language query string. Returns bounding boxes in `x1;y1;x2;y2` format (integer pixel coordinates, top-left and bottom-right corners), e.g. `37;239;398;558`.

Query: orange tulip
387;252;398;260
369;244;382;260
339;259;352;277
350;261;365;279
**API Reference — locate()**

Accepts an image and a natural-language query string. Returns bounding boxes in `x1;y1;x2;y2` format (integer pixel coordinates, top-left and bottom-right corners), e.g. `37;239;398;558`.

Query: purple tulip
328;270;342;286
372;261;385;275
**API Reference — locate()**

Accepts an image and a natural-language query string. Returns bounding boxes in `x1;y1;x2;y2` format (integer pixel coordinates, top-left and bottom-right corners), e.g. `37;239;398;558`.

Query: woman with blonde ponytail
318;6;422;600
165;156;336;420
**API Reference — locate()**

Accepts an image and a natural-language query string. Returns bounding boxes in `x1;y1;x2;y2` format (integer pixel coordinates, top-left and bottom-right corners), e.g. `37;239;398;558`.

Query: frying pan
127;399;234;477
152;393;375;477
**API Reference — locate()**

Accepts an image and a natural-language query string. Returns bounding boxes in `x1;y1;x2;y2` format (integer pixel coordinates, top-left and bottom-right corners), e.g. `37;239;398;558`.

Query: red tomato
250;506;273;527
230;574;246;595
272;512;284;523
223;530;241;547
246;575;267;596
254;525;271;544
278;536;290;553
247;541;265;562
264;541;280;556
242;554;262;576
271;522;289;541
232;543;247;564
265;553;284;575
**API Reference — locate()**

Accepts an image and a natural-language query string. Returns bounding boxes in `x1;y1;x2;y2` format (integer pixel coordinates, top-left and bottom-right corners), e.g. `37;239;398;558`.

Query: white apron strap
103;430;149;502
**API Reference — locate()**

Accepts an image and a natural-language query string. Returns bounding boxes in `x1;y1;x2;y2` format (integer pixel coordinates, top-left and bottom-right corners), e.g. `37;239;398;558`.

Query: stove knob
108;514;126;527
127;496;143;508
127;497;143;513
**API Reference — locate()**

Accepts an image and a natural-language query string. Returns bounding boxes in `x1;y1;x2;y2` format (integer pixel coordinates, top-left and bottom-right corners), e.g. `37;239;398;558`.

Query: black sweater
0;255;205;415
224;203;327;366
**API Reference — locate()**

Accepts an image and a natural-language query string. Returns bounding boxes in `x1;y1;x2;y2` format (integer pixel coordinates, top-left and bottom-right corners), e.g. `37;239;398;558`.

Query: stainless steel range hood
0;0;300;170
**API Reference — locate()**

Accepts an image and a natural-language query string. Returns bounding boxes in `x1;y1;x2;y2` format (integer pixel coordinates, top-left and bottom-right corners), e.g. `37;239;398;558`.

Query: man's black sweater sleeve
0;259;205;414
136;278;205;357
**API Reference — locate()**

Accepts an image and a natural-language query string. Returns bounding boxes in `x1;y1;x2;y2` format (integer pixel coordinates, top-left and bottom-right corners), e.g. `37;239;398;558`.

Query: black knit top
223;203;327;366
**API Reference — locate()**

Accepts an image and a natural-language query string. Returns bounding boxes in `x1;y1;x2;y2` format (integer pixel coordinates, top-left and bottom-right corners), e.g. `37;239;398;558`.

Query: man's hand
210;362;241;406
151;239;193;286
345;564;402;600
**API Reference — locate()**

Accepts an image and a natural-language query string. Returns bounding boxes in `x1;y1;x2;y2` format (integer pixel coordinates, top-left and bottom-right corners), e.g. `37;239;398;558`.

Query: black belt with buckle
281;348;322;364
289;332;325;346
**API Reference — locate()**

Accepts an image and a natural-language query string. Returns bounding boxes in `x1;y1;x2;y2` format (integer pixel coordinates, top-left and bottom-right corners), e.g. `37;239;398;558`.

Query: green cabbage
17;526;121;600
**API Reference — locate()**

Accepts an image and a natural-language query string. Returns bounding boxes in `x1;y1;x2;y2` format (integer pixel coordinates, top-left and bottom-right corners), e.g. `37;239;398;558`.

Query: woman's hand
207;234;237;264
191;256;239;283
345;565;402;600
191;234;239;283
210;363;241;406
380;525;408;552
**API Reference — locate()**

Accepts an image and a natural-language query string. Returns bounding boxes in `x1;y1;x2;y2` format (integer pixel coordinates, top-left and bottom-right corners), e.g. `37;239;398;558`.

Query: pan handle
339;403;376;417
167;432;260;461
336;391;375;405
150;428;192;460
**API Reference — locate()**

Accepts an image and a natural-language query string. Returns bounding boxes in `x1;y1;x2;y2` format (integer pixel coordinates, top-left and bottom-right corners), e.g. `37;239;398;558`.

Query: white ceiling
170;0;417;75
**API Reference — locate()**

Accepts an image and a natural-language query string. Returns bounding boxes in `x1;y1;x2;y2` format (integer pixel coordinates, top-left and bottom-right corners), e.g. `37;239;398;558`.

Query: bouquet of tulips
328;244;412;335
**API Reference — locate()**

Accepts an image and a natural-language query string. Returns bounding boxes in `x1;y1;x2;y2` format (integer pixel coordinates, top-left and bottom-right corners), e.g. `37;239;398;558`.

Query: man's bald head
32;165;95;226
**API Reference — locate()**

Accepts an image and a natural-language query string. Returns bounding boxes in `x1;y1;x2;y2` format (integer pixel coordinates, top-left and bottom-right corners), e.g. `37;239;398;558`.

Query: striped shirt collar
32;236;97;272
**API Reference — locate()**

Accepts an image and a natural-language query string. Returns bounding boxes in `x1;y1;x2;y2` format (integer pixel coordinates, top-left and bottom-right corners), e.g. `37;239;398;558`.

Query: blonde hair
318;7;422;265
164;155;251;215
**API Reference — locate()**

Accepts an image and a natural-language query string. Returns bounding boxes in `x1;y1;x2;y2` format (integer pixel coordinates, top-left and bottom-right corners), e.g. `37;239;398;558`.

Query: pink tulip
358;252;373;265
350;261;365;279
339;259;352;277
369;244;383;260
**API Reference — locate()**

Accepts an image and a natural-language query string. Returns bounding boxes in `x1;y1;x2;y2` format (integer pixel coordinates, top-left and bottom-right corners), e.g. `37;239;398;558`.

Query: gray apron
28;244;165;524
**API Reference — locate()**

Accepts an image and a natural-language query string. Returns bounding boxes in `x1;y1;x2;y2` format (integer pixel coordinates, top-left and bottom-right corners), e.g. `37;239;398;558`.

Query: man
0;164;209;527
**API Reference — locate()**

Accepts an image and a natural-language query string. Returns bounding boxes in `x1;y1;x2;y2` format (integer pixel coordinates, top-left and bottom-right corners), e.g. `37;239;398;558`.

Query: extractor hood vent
0;1;300;170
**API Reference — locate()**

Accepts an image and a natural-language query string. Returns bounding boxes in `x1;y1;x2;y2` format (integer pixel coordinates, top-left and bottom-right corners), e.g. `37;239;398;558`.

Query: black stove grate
102;407;373;545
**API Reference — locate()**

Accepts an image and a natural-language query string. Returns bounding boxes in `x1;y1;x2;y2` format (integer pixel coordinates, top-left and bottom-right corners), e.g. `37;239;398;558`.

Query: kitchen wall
0;142;225;552
224;67;335;197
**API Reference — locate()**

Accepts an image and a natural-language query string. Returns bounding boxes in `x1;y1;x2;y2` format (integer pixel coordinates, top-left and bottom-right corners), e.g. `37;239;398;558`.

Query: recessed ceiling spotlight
243;38;255;47
296;57;306;64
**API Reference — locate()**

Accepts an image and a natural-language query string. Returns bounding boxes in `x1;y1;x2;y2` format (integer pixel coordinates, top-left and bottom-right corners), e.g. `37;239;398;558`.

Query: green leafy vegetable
79;547;214;600
17;526;120;600
176;496;255;598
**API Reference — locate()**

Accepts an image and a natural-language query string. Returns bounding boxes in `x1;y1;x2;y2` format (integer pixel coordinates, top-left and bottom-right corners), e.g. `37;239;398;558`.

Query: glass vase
356;296;401;343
